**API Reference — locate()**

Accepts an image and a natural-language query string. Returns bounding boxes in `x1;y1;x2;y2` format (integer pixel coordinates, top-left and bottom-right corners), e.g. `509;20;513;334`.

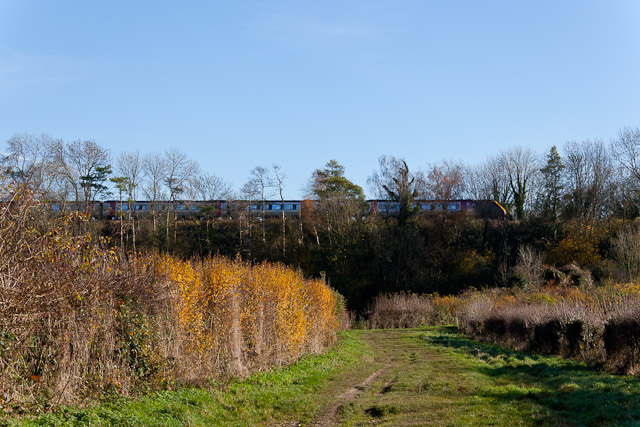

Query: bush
367;293;437;329
453;285;640;373
0;184;343;410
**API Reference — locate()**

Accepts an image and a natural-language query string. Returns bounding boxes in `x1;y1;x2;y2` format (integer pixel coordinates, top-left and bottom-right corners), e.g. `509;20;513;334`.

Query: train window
271;204;281;210
177;205;184;210
435;204;443;211
421;204;431;210
447;203;460;210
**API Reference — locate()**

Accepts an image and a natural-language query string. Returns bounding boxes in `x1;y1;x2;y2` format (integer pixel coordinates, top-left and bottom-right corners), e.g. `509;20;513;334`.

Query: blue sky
1;1;639;198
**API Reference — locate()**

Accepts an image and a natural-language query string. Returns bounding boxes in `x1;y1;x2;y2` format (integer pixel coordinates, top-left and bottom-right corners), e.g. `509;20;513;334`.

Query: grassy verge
339;327;640;426
423;327;640;426
3;331;369;427
8;327;640;426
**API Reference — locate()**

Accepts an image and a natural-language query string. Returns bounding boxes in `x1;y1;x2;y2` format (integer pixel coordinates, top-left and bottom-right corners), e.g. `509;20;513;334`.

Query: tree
537;146;564;221
612;126;640;181
310;159;365;200
563;140;613;220
116;151;142;252
2;133;56;197
49;139;111;215
499;147;539;220
109;176;131;248
425;160;466;200
273;165;287;256
309;160;366;244
246;166;273;245
79;164;112;215
186;171;234;252
188;172;232;202
163;148;199;242
240;181;259;255
368;155;422;226
468;156;512;210
142;152;167;232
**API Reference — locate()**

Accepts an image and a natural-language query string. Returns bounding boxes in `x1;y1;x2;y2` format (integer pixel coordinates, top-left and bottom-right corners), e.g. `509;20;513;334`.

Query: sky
1;1;640;198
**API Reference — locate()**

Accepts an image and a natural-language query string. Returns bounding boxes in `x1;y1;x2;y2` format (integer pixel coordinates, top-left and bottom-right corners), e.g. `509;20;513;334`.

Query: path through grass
6;327;640;426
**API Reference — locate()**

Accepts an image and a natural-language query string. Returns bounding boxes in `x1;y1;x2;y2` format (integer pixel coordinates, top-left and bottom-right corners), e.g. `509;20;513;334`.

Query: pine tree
538;146;564;221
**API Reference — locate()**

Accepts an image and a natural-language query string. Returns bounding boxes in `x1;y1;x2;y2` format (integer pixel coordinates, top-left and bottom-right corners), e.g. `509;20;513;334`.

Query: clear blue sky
1;1;639;198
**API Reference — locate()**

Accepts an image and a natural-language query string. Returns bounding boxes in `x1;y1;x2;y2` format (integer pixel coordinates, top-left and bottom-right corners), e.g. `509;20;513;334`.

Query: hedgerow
0;184;342;414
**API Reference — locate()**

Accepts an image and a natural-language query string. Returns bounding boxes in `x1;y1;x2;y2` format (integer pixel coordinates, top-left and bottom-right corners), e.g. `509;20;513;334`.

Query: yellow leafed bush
0;184;343;408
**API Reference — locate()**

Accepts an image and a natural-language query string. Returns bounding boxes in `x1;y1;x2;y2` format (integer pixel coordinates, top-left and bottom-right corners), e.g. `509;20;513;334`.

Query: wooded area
4;128;640;311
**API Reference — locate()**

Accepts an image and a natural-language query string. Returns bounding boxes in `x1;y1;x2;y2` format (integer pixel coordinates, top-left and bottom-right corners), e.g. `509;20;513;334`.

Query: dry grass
454;283;640;374
366;293;437;329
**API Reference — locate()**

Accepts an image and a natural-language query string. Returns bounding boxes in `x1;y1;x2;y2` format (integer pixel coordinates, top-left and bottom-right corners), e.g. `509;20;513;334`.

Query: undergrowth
4;331;365;427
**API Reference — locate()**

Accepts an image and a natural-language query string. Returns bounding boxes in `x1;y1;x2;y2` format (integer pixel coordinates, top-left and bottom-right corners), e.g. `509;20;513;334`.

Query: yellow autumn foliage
0;184;342;406
152;253;340;378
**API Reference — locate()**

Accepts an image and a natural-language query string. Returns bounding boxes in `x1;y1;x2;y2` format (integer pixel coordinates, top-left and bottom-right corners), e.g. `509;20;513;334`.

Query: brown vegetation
454;284;640;374
0;184;342;410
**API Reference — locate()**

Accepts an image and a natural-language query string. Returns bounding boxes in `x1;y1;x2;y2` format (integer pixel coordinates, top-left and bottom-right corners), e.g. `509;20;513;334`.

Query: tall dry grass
367;293;437;329
455;284;640;374
0;184;342;410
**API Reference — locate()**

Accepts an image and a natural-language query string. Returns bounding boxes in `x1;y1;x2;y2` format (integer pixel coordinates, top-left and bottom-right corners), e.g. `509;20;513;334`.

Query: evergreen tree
538;146;564;221
311;159;365;200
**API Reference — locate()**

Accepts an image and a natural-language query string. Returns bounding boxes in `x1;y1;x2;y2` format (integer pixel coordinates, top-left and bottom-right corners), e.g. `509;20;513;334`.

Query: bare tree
499;147;539;220
116;151;142;252
468;156;512;210
2;133;57;198
612;126;640;181
47;139;74;209
273;165;287;256
612;225;640;282
188;172;232;202
563;140;613;219
142;152;168;232
50;139;111;215
240;181;259;255
246;166;273;244
425;160;466;200
163;148;199;242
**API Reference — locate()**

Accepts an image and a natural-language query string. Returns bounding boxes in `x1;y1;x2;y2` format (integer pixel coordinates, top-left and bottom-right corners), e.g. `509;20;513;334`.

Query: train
43;199;507;220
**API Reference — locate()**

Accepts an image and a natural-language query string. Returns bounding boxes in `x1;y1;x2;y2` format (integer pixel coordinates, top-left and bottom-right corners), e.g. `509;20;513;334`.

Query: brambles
0;184;342;412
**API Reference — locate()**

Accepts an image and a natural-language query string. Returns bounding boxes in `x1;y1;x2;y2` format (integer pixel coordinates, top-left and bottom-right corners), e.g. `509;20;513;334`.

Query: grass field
5;327;640;426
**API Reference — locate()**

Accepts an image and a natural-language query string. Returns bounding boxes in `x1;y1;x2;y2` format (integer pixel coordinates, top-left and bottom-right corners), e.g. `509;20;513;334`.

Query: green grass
338;327;640;426
3;331;369;427
7;327;640;426
421;327;640;426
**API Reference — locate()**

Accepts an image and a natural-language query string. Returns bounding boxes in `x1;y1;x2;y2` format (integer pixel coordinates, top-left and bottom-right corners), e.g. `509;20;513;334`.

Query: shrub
0;184;343;410
366;293;437;329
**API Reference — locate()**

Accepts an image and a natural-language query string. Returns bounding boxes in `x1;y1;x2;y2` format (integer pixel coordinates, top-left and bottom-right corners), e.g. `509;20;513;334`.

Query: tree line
4;128;640;311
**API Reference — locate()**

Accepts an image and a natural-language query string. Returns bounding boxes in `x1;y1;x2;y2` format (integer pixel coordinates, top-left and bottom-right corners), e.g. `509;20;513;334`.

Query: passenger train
44;199;507;220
